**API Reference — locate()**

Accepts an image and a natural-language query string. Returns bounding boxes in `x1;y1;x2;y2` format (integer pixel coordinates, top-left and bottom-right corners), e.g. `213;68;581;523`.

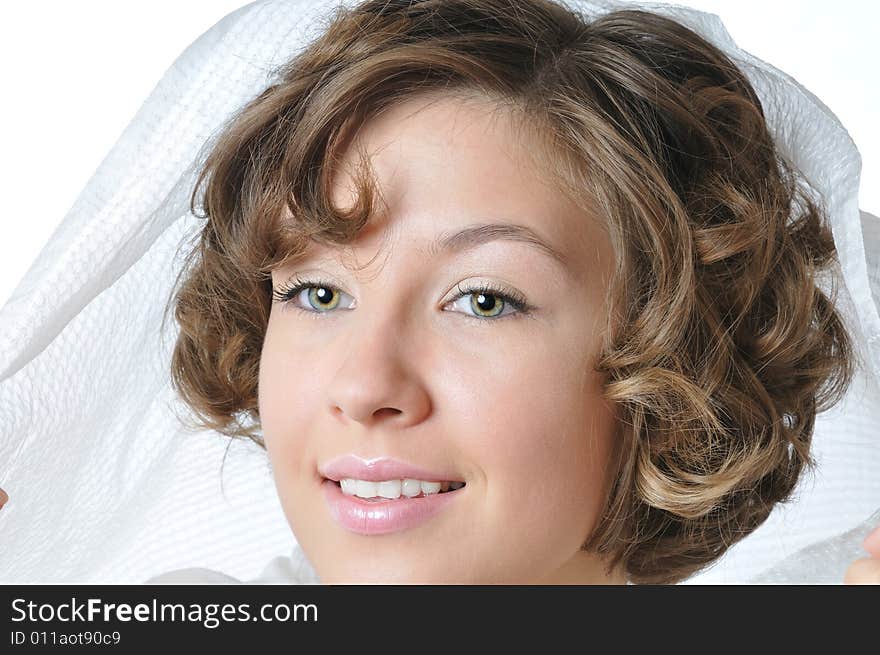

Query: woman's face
259;92;622;583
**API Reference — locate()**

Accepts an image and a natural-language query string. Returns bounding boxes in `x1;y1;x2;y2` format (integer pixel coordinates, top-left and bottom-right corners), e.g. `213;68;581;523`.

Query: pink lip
321;479;465;535
319;454;463;483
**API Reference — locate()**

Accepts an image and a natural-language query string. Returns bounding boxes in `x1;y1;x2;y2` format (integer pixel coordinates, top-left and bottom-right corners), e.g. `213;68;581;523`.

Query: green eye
272;278;352;313
306;285;341;311
447;282;529;321
468;291;506;318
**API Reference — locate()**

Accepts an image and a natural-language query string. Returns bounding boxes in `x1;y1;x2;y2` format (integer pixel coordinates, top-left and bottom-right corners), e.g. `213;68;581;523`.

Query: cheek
467;353;615;540
497;397;609;509
257;320;322;484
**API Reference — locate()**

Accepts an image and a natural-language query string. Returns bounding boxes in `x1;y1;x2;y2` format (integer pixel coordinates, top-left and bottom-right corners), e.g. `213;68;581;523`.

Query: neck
535;549;627;585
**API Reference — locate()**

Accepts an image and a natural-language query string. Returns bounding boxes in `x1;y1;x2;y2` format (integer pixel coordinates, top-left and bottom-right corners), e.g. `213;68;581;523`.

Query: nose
327;313;432;430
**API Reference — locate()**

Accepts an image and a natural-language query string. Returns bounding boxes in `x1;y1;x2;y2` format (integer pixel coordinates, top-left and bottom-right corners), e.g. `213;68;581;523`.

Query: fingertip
863;524;880;559
845;557;880;584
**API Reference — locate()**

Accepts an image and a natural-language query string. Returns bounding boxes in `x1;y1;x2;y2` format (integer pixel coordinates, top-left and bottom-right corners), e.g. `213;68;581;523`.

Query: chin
315;557;470;584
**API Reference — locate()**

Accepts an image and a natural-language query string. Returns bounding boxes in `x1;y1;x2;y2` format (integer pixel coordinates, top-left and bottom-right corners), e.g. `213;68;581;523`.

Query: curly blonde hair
166;0;856;584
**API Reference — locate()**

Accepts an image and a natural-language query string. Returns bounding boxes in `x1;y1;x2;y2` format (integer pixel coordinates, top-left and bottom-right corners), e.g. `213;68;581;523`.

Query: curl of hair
166;0;856;584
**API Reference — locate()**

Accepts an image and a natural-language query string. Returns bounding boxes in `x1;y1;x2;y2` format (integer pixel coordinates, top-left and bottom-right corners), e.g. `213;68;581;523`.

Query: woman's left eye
272;277;531;321
445;282;530;320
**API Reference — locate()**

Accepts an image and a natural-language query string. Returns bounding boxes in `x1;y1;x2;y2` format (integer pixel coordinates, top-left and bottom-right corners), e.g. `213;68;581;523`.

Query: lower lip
321;479;464;536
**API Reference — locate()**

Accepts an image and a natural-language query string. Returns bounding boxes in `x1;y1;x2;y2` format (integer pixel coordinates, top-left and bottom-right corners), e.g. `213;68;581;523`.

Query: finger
0;487;7;510
863;524;880;559
844;557;880;585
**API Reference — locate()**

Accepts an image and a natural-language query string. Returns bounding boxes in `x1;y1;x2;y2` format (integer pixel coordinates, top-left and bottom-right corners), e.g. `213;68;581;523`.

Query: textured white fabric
0;0;877;585
145;543;320;585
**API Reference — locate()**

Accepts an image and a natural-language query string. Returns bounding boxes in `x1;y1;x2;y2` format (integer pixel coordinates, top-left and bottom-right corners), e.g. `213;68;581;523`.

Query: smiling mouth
327;478;466;502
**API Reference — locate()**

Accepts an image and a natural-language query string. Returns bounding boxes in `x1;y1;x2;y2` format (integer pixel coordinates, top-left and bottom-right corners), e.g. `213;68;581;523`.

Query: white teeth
338;478;464;499
377;479;401;499
355;480;378;498
401;478;422;497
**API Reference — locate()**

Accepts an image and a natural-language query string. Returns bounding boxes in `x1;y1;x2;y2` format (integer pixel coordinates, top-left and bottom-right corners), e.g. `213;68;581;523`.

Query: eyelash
271;276;532;322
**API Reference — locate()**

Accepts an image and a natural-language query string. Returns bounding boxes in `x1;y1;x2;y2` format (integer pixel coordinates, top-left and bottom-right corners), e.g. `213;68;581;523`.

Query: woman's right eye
272;278;355;314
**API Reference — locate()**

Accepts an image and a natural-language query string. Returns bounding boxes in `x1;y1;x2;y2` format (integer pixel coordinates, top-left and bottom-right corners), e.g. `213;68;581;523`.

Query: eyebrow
426;222;570;271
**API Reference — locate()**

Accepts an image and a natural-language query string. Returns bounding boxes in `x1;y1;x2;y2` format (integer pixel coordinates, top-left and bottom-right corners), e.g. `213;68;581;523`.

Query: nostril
373;408;402;419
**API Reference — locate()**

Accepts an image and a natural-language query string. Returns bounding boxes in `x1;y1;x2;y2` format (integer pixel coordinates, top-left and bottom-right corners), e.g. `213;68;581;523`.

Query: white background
1;0;877;307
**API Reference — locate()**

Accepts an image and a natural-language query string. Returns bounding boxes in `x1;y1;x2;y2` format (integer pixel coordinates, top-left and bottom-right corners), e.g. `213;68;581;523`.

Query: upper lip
319;454;464;483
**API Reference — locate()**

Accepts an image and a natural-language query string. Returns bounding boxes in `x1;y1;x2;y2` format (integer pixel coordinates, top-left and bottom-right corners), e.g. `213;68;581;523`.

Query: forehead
300;92;611;281
333;92;560;217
